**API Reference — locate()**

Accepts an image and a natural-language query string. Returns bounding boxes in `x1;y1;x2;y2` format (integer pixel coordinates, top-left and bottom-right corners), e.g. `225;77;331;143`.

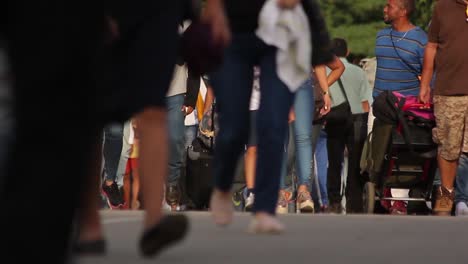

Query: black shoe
73;239;106;255
102;181;124;209
329;203;343;214
140;214;189;257
166;184;181;210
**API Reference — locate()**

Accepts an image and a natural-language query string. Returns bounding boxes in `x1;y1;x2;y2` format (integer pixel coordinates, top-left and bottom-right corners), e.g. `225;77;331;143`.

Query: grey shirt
327;58;373;114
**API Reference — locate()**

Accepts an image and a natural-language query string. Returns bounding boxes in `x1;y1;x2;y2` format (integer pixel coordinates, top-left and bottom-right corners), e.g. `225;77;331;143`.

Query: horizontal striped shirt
374;26;427;97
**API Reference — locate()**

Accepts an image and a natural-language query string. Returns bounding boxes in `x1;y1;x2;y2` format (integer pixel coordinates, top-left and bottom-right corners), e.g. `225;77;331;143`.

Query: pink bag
392;92;434;122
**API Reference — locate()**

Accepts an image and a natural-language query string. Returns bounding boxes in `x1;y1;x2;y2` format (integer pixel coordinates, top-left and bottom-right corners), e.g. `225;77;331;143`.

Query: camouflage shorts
433;95;468;161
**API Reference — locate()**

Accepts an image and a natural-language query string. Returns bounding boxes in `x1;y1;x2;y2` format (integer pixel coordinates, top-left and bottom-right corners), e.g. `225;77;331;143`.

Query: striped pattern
374;27;427;97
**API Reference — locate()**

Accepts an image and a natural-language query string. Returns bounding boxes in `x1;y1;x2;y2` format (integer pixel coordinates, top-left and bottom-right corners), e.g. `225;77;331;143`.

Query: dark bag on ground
185;101;217;209
185;137;213;209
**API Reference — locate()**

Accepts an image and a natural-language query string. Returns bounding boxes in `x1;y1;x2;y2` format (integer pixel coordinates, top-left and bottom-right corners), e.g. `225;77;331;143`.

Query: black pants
325;113;368;213
2;3;106;263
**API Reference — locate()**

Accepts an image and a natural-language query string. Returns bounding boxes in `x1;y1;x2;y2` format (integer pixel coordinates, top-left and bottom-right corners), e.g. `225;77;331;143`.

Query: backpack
372;91;435;158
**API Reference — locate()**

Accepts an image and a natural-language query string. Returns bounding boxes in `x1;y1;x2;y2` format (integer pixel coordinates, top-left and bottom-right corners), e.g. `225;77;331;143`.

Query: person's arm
325;55;345;87
419;42;437;104
314;66;331;115
359;71;371;113
183;66;201;115
203;0;231;46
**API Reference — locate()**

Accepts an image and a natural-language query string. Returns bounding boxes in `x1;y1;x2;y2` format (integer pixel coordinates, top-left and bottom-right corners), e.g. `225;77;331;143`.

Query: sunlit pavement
76;210;468;264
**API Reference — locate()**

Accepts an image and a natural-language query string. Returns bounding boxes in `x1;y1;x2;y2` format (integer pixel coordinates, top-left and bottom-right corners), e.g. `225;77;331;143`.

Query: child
123;119;141;210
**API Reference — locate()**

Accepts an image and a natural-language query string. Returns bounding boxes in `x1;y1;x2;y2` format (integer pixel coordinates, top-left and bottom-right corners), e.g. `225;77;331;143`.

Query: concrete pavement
77;210;468;264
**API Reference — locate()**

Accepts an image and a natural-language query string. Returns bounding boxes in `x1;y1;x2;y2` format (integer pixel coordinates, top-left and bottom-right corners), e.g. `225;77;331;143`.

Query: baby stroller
361;91;438;214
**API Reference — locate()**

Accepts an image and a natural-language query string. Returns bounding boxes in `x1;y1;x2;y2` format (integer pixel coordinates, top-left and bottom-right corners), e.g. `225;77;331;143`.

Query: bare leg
244;146;257;189
131;158;141;209
136;107;189;258
439;155;458;190
122;161;131;210
136;108;167;228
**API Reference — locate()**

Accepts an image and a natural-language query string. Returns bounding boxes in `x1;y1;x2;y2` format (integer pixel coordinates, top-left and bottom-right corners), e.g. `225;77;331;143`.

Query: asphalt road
76;210;468;264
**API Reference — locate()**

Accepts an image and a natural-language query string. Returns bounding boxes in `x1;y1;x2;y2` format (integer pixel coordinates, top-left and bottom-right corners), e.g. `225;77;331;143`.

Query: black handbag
325;78;352;125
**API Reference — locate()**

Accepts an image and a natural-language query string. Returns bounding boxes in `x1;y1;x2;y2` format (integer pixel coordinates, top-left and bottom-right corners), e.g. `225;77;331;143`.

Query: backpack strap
385;92;416;155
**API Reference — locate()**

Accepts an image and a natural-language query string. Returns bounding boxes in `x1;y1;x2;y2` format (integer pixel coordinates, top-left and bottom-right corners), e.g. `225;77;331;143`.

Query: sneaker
389;201;407;215
297;191;314;213
433;186;455;216
455;202;468;216
244;193;255;212
102;181;124;209
166;183;181;211
276;190;289;214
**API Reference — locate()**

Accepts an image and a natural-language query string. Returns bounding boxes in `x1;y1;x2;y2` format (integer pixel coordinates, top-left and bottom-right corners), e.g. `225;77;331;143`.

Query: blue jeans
313;126;328;206
279;79;314;189
455;154;468;203
166;94;185;185
290;79;314;188
210;33;295;214
103;123;124;185
184;124;198;149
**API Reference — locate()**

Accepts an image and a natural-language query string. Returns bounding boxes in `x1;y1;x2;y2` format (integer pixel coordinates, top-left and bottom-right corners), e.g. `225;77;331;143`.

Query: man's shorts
433;95;468;161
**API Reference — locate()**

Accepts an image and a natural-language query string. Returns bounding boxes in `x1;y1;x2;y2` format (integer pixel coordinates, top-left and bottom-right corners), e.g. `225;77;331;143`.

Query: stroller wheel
363;182;375;214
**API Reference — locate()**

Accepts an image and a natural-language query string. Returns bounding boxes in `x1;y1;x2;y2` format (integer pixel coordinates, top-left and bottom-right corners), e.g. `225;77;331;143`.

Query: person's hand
320;94;331;115
181;105;194;116
288;108;296;123
419;85;431;104
277;0;300;9
202;0;231;47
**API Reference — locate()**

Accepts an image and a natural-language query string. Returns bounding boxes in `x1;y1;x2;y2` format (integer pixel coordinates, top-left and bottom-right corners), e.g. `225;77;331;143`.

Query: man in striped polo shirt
374;0;427;97
373;0;428;215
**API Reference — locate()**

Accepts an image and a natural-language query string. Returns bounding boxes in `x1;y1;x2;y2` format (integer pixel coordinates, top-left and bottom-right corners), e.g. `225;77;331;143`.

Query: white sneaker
244;193;255;212
455;202;468;216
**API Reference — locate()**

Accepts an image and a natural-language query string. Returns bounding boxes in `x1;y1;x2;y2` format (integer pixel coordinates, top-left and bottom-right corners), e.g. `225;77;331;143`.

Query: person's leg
252;42;294;232
325;123;347;212
115;121;132;188
209;34;255;225
245;110;258;192
102;123;125;208
244;110;259;211
345;113;368;214
131;158;141;210
455;154;468;215
3;5;105;262
432;96;467;215
291;80;314;212
276;125;291;214
122;158;132;209
165;94;186;209
123;3;188;257
184;124;198;149
315;128;329;208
